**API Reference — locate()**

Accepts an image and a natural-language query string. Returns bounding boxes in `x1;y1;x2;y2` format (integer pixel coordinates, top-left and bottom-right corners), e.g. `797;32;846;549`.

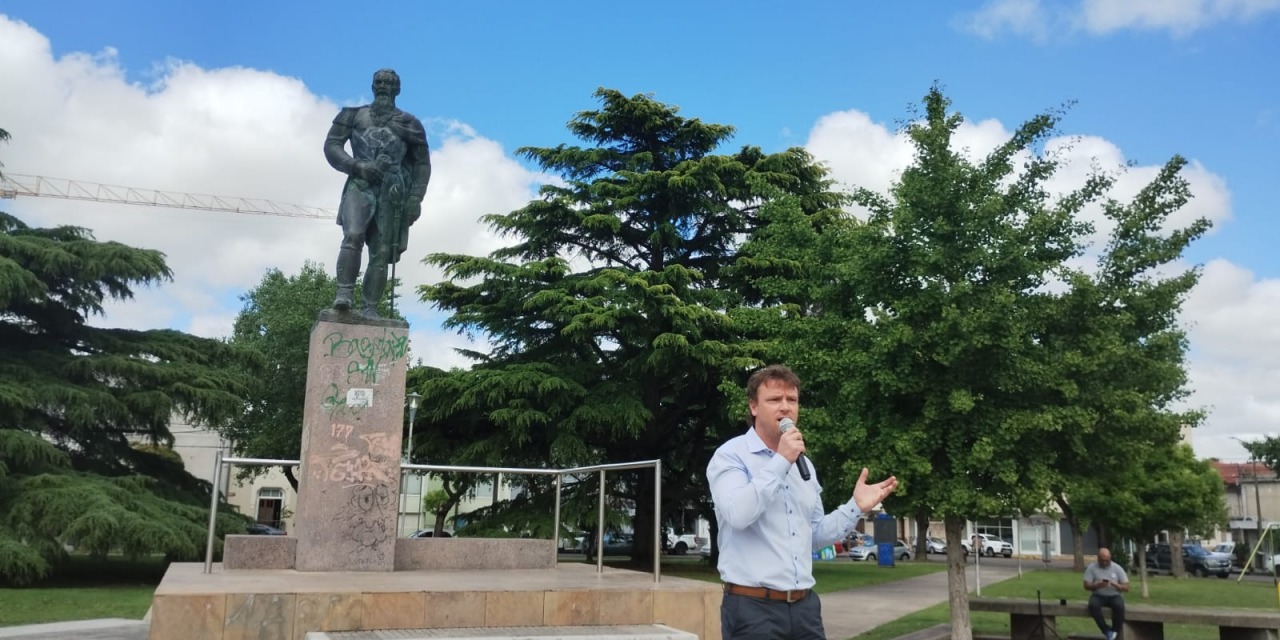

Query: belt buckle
786;590;795;603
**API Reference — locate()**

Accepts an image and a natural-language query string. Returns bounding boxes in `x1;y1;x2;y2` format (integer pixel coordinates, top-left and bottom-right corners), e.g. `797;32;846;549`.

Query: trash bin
874;513;896;568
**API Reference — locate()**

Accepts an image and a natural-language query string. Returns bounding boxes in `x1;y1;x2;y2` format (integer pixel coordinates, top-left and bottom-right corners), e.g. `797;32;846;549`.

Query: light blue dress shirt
707;425;864;591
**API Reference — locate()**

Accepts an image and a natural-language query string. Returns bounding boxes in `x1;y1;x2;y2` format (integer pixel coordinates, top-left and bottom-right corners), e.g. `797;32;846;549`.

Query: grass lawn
853;568;1280;640
0;555;167;627
563;554;947;594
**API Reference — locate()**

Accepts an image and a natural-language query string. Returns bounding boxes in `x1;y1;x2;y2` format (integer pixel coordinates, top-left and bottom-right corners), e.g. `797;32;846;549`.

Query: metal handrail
205;455;663;582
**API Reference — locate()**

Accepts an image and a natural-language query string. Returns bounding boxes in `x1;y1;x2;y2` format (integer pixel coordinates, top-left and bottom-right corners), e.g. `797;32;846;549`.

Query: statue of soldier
323;68;431;318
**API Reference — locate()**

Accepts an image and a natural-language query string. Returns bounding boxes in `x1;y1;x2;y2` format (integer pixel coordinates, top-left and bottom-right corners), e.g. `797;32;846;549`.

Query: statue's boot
360;262;388;319
333;246;361;311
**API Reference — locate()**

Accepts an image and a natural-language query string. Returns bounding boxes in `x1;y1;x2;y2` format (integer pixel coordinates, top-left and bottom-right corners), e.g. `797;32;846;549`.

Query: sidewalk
0;618;148;640
821;563;1021;640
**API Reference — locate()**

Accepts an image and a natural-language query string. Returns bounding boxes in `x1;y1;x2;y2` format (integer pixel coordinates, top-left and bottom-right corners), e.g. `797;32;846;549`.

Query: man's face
1098;551;1112;567
749;379;799;432
372;72;399;98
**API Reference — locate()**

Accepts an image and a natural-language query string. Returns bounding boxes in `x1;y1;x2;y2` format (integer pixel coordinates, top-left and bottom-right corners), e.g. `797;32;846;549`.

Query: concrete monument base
147;562;722;640
224;537;558;572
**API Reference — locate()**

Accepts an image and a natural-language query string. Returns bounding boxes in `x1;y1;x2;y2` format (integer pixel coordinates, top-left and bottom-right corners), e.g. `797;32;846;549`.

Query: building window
257;487;285;530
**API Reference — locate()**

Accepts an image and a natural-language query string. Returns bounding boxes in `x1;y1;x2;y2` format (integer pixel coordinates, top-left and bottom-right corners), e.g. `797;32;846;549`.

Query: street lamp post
405;391;423;463
403;391;423;533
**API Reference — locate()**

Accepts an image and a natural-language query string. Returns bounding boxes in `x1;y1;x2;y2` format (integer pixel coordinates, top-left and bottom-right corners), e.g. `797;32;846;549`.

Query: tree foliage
417;88;844;560
1242;437;1280;472
733;87;1207;639
219;261;399;489
1072;443;1225;594
0;211;258;585
1042;155;1210;568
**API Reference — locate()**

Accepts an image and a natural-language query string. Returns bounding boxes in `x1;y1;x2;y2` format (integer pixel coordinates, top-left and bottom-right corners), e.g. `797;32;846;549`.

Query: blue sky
10;0;1277;266
0;0;1277;460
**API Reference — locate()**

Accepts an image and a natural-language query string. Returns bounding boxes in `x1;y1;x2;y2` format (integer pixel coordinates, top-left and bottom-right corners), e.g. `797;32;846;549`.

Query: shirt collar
745;424;772;454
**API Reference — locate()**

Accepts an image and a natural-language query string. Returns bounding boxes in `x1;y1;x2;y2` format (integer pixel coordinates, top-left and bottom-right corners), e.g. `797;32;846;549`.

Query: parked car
961;533;1013;558
408;529;453;538
848;539;912;562
583;531;634;561
246;523;285;535
699;540;712;558
1146;543;1231;578
666;532;704;556
925;537;946;554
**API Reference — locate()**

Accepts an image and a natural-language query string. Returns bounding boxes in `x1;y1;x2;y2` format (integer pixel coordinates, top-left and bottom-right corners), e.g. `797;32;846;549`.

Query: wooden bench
970;597;1280;640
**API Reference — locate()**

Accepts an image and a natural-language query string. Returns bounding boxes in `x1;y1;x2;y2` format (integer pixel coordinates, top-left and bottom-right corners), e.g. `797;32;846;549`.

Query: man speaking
707;364;898;639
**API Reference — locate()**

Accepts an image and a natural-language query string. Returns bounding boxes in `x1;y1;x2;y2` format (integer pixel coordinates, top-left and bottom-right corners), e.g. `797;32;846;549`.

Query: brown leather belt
723;582;810;603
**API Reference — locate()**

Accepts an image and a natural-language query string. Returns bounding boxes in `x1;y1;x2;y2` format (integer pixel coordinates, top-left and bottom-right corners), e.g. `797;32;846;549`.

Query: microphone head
779;417;795;432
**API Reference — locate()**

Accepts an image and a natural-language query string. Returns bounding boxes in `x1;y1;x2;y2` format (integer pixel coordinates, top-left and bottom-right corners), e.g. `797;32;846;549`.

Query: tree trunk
283;466;299;492
1170;530;1186;578
914;507;932;559
1137;545;1150;598
945;515;973;640
1057;495;1086;571
432;507;450;536
631;480;657;566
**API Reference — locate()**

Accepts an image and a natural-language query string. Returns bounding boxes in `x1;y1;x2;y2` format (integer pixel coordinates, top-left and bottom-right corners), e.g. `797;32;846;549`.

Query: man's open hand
851;467;898;513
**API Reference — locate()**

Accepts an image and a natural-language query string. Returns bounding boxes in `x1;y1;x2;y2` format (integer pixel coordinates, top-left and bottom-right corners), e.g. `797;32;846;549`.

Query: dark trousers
1088;593;1125;636
721;592;825;640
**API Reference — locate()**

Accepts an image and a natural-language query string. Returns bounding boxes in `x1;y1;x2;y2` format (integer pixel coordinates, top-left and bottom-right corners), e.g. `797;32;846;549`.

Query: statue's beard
370;94;395;124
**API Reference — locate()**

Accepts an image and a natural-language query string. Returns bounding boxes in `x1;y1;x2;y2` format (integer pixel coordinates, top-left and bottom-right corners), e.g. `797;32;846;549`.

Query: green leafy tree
1074;443;1226;594
418;88;844;561
1043;156;1209;569
219;261;399;489
403;363;484;537
0;211;258;585
737;87;1118;640
1242;438;1280;472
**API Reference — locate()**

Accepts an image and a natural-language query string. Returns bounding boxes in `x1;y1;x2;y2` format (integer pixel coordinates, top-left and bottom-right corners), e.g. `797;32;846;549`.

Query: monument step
306;624;697;640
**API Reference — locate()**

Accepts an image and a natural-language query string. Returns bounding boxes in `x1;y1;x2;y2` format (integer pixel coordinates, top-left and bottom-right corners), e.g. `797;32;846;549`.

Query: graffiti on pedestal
304;326;408;563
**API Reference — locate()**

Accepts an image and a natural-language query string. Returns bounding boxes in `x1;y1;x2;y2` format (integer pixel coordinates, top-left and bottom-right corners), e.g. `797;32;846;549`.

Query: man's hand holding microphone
776;417;898;512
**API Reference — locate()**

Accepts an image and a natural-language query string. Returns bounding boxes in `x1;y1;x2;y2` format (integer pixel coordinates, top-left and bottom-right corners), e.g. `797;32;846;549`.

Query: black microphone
778;417;811;481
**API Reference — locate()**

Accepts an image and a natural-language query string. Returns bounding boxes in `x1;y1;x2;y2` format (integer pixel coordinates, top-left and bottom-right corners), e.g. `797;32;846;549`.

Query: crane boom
0;173;334;220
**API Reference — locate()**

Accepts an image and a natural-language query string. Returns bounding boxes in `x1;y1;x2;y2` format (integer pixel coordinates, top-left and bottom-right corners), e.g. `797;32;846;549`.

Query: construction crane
0;173;333;220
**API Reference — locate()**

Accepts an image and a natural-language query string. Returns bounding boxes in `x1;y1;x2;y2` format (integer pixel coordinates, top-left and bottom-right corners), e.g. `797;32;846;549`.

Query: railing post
552;474;562;566
654;459;662;583
203;449;224;574
597;469;606;573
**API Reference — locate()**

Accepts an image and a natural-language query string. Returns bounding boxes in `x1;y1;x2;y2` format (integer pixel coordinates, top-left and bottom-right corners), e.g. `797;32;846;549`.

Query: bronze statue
324;68;431;318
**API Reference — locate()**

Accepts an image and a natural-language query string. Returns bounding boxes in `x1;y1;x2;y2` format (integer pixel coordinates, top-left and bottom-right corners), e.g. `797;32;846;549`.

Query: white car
962;533;1014;558
666;532;703;555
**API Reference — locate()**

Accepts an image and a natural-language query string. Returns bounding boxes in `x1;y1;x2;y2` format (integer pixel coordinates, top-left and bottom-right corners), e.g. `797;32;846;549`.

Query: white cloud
954;0;1053;41
1184;261;1280;460
0;15;548;364
958;0;1280;39
805;105;1276;464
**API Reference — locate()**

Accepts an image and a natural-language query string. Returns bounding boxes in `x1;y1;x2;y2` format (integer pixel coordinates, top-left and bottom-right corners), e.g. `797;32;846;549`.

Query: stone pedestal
293;318;409;572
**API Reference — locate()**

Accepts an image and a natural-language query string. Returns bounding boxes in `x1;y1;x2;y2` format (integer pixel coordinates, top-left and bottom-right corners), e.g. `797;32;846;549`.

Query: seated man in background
1083;547;1129;640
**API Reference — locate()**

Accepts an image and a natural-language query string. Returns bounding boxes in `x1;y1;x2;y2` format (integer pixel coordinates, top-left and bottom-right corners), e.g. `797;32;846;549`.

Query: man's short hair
746;364;801;401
